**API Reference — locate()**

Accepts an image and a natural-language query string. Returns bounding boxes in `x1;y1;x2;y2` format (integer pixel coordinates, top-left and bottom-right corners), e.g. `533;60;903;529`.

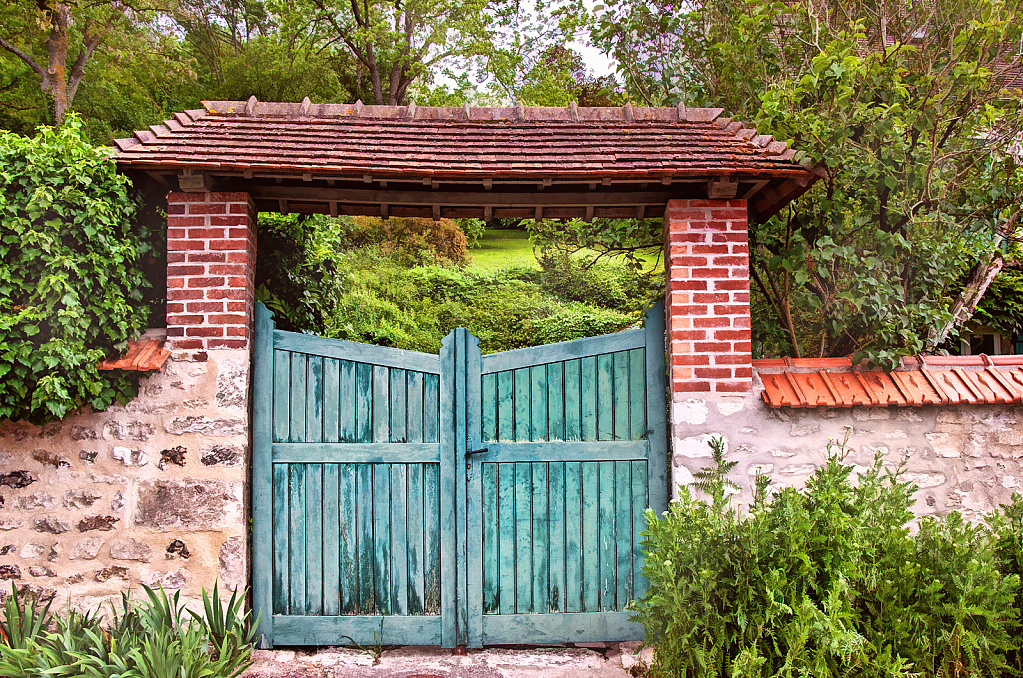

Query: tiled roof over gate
113;99;814;181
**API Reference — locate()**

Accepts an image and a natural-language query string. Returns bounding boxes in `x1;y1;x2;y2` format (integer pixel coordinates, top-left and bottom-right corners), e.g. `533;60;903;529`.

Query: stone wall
669;385;1023;520
0;348;249;612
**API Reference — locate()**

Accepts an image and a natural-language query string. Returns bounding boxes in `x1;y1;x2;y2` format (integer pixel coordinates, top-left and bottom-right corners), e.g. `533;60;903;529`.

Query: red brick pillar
663;198;752;393
165;192;257;351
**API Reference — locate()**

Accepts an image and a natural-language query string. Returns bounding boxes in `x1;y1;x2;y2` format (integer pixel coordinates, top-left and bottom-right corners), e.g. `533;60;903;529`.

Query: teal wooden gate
252;302;667;648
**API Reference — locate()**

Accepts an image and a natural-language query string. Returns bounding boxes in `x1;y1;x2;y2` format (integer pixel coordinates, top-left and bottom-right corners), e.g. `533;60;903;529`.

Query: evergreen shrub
0;118;151;423
636;437;1022;678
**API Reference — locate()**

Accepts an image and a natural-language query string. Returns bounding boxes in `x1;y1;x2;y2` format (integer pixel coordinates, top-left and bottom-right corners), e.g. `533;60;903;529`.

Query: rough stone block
111;446;147;467
16;492;57;510
63;489;102;509
69;538;104;560
135;479;236;530
78;515;119;532
200;444;244;467
110;539;152;562
219;535;246;591
164;416;245;437
33;516;71;534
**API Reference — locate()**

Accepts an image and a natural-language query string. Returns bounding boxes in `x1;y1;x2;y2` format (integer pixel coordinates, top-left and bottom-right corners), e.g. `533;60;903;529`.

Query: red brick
186;301;225;313
715;382;752;393
729;267;750;278
226;301;247;312
187;228;226;239
167;239;206;251
168;264;205;276
666;208;710;221
210;239;247;251
693;293;729;303
167;252;186;263
208;338;249;349
228;228;249;239
208;215;249;227
691;268;730;279
207;288;246;300
209;264;247;276
167;228;186;239
704;221;728;231
212;192;251;203
226;251;250;263
732;244;749;254
668;352;710;365
712;233;747;242
187;276;226;288
166;326;184;337
714;329;752;341
186;326;224;337
188;252;227;263
669;279;708;291
713;353;754;365
187;203;227;215
671;255;708;267
669;232;705;244
728;220;749;231
168;192;209;203
166;302;185;314
671;305;708;316
733;367;753;378
693;245;729;254
709;208;747;220
209;314;248;325
734;316;752;329
167;204;185;215
712;255;747;266
228;203;251;214
714;280;749;291
714;304;750;316
167;314;204;326
167;216;206;227
672;329;708;341
733;293;750;303
695;367;733;379
732;342;752;352
673;380;711;392
167;276;185;289
694;317;730;328
227;276;248;287
694;341;731;352
171;339;204;350
226;326;249;337
167;289;204;300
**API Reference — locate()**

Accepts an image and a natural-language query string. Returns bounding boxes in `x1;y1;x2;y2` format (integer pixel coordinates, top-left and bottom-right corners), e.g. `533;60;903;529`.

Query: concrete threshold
244;642;654;677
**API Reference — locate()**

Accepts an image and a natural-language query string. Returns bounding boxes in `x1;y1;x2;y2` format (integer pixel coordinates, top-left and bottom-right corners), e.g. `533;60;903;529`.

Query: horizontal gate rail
271;615;442;646
272;442;441;464
469;441;649;463
275;330;441;373
482;613;643;645
482;328;645;373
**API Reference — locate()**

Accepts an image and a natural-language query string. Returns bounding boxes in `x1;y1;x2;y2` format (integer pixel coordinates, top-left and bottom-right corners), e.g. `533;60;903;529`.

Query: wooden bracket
177;169;212;193
707;176;738;199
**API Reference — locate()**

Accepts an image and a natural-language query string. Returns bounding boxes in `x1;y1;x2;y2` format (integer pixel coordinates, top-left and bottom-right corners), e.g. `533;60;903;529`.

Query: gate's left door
252;304;448;647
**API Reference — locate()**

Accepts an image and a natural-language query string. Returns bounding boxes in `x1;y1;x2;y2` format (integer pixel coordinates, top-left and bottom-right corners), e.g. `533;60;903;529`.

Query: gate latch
465;447;489;457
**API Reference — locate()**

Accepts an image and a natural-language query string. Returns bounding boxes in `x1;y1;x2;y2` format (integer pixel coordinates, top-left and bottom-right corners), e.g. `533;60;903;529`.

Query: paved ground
243;642;653;677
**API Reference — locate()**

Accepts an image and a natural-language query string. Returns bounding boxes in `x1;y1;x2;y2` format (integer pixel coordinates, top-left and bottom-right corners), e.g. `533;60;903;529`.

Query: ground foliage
636;437;1023;678
0;117;150;423
0;583;255;678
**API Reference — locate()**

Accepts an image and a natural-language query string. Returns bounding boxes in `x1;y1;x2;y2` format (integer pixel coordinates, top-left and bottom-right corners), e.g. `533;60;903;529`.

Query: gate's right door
464;302;668;646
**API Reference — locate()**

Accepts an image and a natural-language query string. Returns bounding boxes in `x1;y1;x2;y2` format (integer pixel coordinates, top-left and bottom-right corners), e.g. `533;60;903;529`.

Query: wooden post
251;302;275;648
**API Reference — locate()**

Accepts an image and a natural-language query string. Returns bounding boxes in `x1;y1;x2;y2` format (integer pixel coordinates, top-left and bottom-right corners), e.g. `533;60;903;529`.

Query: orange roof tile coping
98;338;170;372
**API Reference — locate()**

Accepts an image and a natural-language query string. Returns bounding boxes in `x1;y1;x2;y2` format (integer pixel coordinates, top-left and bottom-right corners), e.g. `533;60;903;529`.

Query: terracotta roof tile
97;338;170;372
113;100;816;182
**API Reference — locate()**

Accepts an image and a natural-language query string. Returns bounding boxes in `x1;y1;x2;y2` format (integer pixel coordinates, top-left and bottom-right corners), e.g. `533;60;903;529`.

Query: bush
536;254;648;312
347;216;469;265
0;583;255;678
0;117;151;423
636;437;1021;678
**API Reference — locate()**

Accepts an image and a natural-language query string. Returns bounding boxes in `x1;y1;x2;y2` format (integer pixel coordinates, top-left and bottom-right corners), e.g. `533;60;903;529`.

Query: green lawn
466;226;664;273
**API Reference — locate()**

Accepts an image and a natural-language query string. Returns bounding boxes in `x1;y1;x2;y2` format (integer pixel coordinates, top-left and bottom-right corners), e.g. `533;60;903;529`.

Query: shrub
536;254;644;311
635;437;1021;678
347;216;469;265
0;582;255;678
0;117;151;423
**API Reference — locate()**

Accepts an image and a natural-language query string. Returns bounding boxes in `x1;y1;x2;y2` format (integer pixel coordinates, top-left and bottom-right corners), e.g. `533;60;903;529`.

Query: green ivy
0;117;150;423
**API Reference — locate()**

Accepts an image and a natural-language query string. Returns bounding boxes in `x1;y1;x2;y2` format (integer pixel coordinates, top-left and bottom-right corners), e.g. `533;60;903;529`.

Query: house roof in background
112;98;819;223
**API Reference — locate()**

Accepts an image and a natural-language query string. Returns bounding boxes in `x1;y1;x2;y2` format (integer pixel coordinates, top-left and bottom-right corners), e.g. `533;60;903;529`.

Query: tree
0;0;154;125
587;0;1023;364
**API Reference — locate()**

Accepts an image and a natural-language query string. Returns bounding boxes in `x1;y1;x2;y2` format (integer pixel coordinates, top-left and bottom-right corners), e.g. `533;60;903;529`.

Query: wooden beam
585;205;594;222
146;171;171;187
484;205;492;220
535;205;543;221
302;173;313;182
381;203;389;219
279;199;289;215
707;176;738;199
177;169;212;192
329;201;338;217
432;204;440;221
741;179;769;199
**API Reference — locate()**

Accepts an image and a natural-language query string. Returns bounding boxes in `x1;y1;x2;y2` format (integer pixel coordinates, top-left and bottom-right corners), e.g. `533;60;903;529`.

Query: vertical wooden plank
290;353;307;442
581;462;599;612
390;369;407;443
423;373;439;444
547;461;565;613
271;464;289;615
463;332;483;648
482;463;499;614
514;462;532;613
323;358;341;443
645;299;669;515
564;461;582;613
423;463;441;615
438;332;457;646
581;357;597;441
615;461;632;610
598;461;616;612
548;362;565;442
497;371;515;442
407;372;424;443
597;354;614;441
253;304;277;645
632;461;649;599
355;363;372;443
339;463;357;615
481;373;497;443
390;464;409;615
373;365;390;444
564;359;581;442
531;462;548;615
305;464;323;615
452;330;469;646
373;464;392;615
272;350;290;442
340;360;356;443
498;463;516;615
306;356;324;443
613;352;629;441
288;464;306;613
629;349;646;441
514;368;531;442
530;366;548;441
406;464;425;615
356;463;374;614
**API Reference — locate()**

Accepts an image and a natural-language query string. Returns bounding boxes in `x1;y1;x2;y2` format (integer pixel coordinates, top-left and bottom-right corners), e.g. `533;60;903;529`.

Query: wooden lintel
177;169;212;193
